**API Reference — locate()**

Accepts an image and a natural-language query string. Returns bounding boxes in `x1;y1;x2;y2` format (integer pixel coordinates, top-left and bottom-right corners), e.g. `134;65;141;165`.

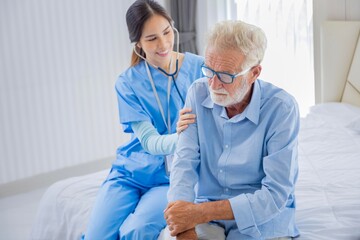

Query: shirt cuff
229;194;261;239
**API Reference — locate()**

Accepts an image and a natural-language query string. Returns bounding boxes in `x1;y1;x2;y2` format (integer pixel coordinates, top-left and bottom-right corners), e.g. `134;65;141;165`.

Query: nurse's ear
136;43;141;49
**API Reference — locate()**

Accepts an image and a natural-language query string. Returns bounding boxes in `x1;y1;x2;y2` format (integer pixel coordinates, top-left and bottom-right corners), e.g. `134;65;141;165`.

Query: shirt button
219;169;223;173
225;145;229;148
225;188;229;192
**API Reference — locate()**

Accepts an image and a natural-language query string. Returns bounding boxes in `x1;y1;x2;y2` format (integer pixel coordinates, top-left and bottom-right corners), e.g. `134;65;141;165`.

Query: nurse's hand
176;108;196;134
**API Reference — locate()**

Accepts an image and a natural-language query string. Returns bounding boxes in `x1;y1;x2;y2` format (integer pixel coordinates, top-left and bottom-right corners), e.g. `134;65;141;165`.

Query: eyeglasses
201;63;252;84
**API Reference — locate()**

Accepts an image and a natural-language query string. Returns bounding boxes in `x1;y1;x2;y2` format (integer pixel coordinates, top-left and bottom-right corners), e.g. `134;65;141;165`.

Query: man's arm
165;83;203;238
164;200;234;236
228;100;300;239
200;199;234;221
167;83;201;203
176;228;197;240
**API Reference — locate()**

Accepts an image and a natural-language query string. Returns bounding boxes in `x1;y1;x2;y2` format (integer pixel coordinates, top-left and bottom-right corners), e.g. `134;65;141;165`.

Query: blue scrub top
113;52;204;186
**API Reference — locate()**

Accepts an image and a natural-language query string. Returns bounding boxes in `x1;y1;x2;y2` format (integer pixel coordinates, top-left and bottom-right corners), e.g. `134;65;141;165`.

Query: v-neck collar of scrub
140;52;189;89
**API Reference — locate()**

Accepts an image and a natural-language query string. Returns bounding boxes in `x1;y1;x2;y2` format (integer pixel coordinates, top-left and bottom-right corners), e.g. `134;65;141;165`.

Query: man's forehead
205;48;245;70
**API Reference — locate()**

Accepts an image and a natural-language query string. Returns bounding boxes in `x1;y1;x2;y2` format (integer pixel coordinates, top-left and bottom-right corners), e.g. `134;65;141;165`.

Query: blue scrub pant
83;169;168;240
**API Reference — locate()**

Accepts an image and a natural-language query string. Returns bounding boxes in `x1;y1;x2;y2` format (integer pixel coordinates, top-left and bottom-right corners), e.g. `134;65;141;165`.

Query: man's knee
157;223;225;240
157;226;175;240
196;223;226;240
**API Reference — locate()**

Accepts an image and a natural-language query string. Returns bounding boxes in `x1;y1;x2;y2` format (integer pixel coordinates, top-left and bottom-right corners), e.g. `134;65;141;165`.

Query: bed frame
319;21;360;106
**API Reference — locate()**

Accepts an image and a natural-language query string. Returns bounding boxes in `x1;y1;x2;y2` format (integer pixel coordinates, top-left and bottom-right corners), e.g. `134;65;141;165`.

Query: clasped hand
164;200;202;237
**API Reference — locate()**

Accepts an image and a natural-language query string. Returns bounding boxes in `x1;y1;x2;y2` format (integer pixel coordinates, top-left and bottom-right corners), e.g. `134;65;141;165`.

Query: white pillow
347;117;360;132
306;102;360;128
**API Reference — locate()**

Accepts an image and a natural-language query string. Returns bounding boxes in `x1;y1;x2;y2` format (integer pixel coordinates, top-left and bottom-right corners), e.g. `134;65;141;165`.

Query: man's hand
176;228;197;240
164;200;203;236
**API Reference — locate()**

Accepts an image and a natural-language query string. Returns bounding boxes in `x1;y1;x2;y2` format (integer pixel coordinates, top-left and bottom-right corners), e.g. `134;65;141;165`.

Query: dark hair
126;0;173;66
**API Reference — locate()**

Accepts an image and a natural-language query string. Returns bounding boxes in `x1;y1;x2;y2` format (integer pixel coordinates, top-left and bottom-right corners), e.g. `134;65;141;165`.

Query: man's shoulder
189;77;208;91
258;79;298;110
187;78;210;101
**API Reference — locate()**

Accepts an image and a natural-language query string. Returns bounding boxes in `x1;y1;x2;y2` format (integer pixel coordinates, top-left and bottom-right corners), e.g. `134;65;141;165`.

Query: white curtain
196;0;235;56
196;0;314;116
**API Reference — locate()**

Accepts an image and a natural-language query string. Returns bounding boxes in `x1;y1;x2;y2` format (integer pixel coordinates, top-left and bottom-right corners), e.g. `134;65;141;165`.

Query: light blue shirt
113;52;204;186
168;78;300;239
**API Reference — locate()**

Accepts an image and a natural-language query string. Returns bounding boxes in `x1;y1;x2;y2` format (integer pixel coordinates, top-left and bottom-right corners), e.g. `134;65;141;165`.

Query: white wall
0;0;137;186
196;0;234;56
313;0;360;103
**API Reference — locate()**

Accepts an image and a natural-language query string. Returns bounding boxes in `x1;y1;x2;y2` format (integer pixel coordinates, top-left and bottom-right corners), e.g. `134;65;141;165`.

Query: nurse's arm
131;108;196;155
131;121;177;155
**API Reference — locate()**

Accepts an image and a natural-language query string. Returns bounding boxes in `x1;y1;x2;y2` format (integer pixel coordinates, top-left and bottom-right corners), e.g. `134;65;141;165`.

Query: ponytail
130;45;145;67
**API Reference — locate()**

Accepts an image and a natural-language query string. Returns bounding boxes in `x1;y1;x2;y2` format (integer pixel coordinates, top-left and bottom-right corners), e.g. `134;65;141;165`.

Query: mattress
30;103;360;240
295;103;360;240
30;169;109;240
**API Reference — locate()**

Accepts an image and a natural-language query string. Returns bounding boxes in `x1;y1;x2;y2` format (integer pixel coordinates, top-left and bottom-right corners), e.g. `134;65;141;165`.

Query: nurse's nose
158;36;167;49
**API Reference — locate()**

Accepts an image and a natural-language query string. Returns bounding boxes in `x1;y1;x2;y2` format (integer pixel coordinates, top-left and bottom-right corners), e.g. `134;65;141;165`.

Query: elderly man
161;20;300;240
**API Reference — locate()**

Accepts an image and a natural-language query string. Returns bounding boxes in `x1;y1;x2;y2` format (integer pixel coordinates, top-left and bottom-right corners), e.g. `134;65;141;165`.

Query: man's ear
249;65;262;84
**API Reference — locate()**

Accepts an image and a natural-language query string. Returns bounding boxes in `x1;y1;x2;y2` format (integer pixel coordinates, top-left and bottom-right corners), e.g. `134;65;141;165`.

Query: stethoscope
133;27;184;133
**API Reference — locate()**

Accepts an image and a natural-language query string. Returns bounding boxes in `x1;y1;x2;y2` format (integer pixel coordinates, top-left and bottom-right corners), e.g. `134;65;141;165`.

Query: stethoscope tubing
157;59;184;104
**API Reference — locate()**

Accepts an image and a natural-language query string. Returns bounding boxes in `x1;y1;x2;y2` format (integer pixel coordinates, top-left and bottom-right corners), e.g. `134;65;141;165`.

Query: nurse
82;0;204;239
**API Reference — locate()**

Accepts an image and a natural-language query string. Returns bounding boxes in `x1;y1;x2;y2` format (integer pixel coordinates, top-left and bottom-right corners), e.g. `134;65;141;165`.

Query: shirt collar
202;80;261;124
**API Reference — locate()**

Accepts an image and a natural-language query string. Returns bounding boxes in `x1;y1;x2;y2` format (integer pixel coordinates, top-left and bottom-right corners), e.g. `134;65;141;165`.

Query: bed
30;21;360;240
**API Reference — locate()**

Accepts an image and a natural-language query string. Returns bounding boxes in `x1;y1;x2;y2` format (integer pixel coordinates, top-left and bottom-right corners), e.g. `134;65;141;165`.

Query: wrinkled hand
164;201;201;236
176;108;196;134
176;228;197;240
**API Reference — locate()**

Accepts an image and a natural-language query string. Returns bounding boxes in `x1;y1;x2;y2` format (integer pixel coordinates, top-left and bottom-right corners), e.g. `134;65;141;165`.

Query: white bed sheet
31;103;360;240
31;170;108;240
296;103;360;240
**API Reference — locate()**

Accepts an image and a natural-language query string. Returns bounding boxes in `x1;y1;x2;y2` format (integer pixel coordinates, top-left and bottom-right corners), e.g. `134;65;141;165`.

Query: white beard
210;77;250;107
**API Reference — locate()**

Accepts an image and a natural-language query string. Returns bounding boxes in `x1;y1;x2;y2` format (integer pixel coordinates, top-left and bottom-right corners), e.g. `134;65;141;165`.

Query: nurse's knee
119;216;164;240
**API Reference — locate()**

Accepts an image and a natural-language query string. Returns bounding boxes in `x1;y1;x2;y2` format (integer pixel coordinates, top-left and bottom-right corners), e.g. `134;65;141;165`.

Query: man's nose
209;74;223;90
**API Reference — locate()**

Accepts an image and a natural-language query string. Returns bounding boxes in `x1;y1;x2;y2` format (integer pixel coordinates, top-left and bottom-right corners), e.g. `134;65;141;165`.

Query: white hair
206;20;267;69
